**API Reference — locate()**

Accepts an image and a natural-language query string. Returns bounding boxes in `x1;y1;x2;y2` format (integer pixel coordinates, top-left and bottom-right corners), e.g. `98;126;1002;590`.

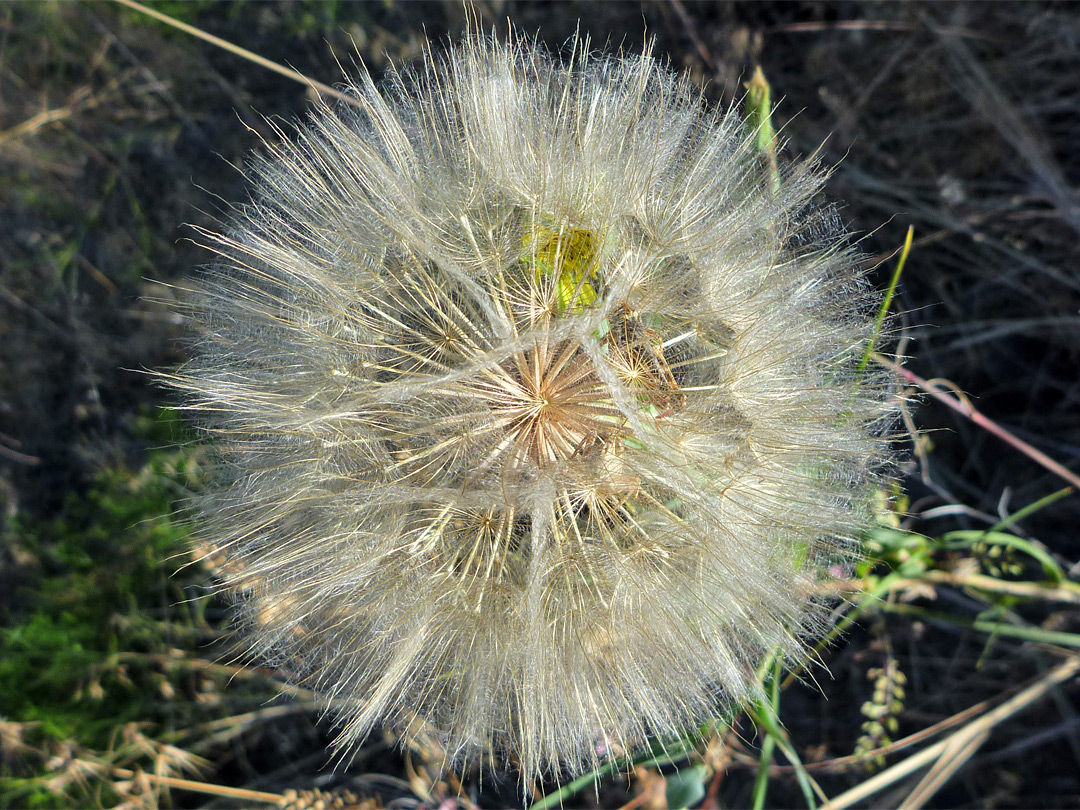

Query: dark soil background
2;2;1079;809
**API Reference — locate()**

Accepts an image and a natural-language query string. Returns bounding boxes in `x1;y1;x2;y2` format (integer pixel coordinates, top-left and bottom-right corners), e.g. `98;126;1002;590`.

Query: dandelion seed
170;30;894;784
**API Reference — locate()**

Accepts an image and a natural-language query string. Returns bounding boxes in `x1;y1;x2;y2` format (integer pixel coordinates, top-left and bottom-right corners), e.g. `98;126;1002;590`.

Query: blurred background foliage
1;2;1079;808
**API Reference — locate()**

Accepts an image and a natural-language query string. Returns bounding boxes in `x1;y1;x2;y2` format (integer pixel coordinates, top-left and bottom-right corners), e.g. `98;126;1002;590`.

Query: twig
665;0;717;72
873;353;1080;491
897;725;989;810
0;441;40;465
734;698;991;775
110;0;358;107
894;570;1080;605
773;20;1006;43
110;766;283;805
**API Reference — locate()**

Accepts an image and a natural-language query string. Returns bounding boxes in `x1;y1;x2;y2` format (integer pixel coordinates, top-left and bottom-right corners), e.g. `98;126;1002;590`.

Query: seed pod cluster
172;32;893;782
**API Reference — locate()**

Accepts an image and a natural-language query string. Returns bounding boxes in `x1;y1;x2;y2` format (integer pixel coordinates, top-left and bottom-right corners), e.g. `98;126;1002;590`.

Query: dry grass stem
822;654;1080;810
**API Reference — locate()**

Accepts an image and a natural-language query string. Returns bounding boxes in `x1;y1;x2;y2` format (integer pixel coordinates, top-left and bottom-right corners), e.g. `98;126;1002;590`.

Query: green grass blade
860;224;913;372
527;731;703;810
751;659;782;810
749;698;821;808
989;486;1073;533
882;603;1080;648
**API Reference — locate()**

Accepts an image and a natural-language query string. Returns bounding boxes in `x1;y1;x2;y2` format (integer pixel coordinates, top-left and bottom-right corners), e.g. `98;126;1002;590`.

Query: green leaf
666;763;710;810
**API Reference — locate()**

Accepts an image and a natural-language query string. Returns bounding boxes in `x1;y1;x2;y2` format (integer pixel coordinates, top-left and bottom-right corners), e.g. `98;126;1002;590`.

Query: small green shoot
744;66;780;193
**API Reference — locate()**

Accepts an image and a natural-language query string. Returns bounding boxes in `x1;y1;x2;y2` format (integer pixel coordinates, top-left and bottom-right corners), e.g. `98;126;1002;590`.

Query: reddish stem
875;353;1080;491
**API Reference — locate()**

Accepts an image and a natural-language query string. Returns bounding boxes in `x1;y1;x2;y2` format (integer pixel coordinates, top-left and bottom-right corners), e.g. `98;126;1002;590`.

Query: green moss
0;409;207;747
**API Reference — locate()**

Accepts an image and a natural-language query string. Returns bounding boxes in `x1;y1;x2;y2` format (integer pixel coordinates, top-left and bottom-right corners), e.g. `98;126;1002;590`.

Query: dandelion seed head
172;30;894;783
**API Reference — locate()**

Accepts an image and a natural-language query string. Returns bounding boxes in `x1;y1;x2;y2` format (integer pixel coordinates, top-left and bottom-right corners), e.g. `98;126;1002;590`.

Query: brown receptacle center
475;340;622;467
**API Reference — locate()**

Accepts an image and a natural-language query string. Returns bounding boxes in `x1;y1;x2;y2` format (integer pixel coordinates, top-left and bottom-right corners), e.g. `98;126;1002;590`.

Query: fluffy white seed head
172;32;893;782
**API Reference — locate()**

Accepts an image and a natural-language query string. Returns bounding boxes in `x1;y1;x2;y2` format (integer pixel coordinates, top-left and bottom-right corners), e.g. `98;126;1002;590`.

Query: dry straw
168;30;894;783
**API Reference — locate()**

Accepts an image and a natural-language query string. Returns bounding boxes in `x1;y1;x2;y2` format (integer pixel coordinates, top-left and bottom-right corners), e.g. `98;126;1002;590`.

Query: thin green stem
751;660;782;810
988;486;1073;533
749;698;823;808
859;225;912;372
527;733;703;810
881;603;1080;648
783;569;906;690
